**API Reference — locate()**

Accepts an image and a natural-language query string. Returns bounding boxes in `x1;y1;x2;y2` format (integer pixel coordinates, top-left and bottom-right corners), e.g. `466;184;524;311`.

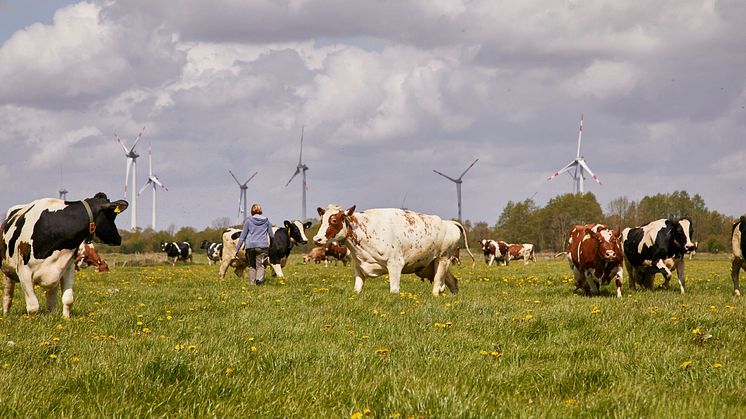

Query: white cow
731;216;746;296
313;205;474;296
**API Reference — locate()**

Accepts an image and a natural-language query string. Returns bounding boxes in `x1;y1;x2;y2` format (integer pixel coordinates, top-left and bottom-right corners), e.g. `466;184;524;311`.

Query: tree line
99;191;738;255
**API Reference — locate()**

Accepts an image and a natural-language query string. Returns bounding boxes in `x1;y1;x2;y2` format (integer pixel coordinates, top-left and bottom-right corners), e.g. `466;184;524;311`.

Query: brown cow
481;239;510;266
303;247;328;265
75;241;109;272
508;243;536;265
567;224;623;297
731;216;746;296
325;241;352;266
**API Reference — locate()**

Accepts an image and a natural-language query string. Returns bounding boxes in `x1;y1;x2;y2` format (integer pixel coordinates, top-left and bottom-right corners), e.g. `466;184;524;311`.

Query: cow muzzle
604;250;616;260
313;235;327;246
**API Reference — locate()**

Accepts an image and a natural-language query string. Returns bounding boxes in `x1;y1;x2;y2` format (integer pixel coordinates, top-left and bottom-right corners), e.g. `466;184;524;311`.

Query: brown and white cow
75;241;109;272
481;239;510;266
325;241;352;266
313;205;474;295
508;243;536;265
303;247;328;265
731;216;746;296
567;224;623;297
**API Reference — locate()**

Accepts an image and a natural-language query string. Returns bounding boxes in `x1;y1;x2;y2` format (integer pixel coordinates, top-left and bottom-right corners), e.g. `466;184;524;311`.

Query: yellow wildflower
591;306;601;314
712;363;722;369
49;354;58;359
681;360;693;369
375;348;389;356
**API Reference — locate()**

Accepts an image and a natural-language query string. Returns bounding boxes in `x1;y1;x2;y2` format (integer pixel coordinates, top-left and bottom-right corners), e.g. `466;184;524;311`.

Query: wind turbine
547;115;602;193
116;127;145;229
229;170;258;223
285;126;309;220
433;158;479;221
137;141;167;230
58;167;68;200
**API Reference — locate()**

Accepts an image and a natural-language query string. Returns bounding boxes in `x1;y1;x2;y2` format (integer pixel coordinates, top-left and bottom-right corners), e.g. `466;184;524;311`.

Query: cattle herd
1;193;745;318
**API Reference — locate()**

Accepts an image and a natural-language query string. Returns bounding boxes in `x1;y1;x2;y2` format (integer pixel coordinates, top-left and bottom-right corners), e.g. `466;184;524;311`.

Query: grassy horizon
1;253;744;417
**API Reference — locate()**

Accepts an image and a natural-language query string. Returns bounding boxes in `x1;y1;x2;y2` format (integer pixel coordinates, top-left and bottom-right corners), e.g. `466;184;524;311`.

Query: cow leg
443;264;459;295
654;260;674;291
612;267;623;298
386;259;405;294
2;276;14;315
731;258;743;297
218;258;231;280
45;285;58;313
487;254;494;266
431;258;451;296
60;263;75;318
353;264;366;294
586;273;600;296
674;259;686;294
524;255;529;265
17;271;40;315
571;267;586;295
270;263;284;278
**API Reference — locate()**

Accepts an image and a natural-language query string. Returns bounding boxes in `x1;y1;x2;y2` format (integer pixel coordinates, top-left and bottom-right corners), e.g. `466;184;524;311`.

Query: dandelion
187;344;197;350
70;356;80;363
712;363;723;369
564;399;578;406
136;321;143;326
142;328;152;334
524;314;534;321
49;354;58;359
166;315;173;320
591;306;601;314
250;346;257;352
323;324;332;331
225;367;235;375
248;337;255;342
351;412;363;419
681;360;693;369
361;336;369;340
2;363;9;368
39;341;51;347
139;303;146;307
692;328;703;335
375;348;389;356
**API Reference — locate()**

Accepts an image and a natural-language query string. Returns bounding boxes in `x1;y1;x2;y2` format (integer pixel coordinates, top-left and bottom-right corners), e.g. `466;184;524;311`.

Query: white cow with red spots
313;205;474;296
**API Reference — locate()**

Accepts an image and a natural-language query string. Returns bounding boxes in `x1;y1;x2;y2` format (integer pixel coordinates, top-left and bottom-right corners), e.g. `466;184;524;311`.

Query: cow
481;239;510;266
325;241;352;267
450;247;461;265
731;216;746;296
303;247;328;265
75;241;109;272
161;242;193;266
566;224;623;297
313;205;475;296
1;193;128;318
218;220;311;279
622;217;696;294
200;240;223;265
508;243;537;265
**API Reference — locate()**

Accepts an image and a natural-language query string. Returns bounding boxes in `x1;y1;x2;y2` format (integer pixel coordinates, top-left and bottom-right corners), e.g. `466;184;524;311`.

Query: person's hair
251;204;263;215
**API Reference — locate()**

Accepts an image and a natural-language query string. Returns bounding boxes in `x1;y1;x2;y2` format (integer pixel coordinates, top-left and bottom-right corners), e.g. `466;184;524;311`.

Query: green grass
1;254;745;417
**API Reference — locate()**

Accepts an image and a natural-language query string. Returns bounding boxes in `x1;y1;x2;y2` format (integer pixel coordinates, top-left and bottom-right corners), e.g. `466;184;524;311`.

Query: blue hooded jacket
236;215;274;251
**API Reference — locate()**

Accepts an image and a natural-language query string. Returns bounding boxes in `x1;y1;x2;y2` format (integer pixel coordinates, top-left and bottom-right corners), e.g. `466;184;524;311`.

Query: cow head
88;193;128;246
200;240;210;249
160;242;175;253
588;225;620;262
673;217;696;253
76;241;109;272
313;205;355;245
285;220;311;245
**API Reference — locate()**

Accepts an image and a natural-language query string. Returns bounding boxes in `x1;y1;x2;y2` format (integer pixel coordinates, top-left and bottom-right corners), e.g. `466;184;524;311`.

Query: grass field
1;253;745;417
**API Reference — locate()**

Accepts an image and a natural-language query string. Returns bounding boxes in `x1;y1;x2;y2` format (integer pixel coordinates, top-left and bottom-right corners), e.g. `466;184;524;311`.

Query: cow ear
317;207;325;217
304;221;312;229
346;205;356;216
103;200;128;214
284;220;292;228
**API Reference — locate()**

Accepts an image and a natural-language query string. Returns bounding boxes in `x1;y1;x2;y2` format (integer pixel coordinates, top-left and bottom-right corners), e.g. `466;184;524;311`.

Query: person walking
234;203;274;285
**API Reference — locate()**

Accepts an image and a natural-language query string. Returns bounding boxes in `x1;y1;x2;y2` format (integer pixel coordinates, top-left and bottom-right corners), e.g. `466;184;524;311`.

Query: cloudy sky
1;0;744;230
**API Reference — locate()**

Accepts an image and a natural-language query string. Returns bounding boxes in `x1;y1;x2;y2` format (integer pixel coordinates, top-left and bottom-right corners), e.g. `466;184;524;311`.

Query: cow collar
81;200;96;240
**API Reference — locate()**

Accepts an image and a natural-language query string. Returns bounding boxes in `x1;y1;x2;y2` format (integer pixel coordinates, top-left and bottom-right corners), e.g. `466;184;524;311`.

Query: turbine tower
58;167;68;200
285;126;309;220
433;158;479;221
229;170;258;223
137;141;168;230
547;115;602;193
116;127;145;229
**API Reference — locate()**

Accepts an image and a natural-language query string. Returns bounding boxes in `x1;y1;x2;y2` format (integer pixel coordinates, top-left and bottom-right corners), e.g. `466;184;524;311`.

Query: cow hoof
736;290;741;297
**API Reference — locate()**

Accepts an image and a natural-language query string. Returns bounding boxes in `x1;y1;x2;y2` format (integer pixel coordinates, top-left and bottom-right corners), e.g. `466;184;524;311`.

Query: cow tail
453;221;477;267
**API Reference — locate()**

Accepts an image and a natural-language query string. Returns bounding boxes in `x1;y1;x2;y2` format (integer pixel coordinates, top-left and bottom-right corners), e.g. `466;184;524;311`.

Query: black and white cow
622;217;696;294
161;241;193;266
200;240;223;265
218;220;311;279
731;216;746;296
2;193;128;318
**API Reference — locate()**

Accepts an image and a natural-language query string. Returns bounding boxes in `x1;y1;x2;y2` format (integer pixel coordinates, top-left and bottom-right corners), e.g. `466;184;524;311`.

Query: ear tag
583;234;591;240
89;223;96;234
114;206;122;213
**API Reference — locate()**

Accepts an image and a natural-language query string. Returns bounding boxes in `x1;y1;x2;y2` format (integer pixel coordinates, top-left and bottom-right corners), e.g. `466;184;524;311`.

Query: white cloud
562;60;641;99
30;125;102;169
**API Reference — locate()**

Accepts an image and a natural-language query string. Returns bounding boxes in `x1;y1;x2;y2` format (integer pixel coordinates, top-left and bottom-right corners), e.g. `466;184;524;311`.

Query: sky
1;0;744;231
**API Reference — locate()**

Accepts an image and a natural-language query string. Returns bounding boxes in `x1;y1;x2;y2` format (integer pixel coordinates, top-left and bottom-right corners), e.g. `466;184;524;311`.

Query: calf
303;247;328;265
325;241;352;266
161;241;193;266
218;220;311;279
75;241;109;272
2;193;127;318
313;205;475;296
567;224;623;297
450;247;461;265
731;216;746;296
508;243;537;265
200;240;223;265
622;217;696;294
481;239;510;266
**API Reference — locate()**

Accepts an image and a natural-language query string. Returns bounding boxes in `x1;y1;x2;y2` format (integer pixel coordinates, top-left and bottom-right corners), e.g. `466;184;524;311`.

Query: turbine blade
433;169;457;183
131;126;145;151
148;141;153;176
228;170;242;186
298;126;305;164
244;171;258;185
285;168;300;187
547;161;577;181
578;160;602;185
576;114;583;159
115;133;129;154
138;180;151;196
458;158;479;180
152;176;167;190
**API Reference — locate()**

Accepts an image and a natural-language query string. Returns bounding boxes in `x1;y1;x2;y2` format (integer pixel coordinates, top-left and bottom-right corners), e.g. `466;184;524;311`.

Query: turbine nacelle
546;115;602;193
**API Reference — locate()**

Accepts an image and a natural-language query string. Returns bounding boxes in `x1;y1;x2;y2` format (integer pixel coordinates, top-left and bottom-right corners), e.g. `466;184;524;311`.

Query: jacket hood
248;215;269;227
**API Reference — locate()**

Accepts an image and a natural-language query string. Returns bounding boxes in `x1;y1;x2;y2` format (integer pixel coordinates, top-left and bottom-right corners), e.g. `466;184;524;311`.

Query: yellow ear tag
583;234;591;240
114;206;122;213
